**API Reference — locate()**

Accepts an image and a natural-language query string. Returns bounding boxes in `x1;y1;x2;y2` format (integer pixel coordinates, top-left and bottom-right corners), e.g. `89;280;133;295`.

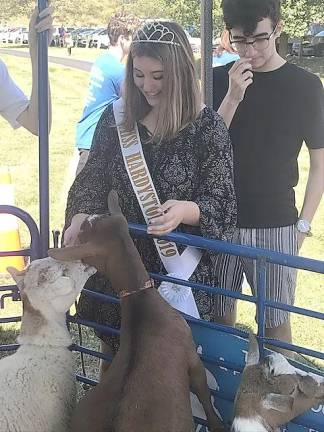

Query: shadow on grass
235;322;253;333
69;323;101;400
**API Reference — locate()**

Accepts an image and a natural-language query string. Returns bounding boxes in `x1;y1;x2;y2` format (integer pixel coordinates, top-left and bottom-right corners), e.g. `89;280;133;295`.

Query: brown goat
48;190;225;432
232;334;324;432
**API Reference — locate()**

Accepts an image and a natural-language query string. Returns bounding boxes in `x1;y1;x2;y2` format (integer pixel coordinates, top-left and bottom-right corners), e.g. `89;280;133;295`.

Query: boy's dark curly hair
221;0;281;36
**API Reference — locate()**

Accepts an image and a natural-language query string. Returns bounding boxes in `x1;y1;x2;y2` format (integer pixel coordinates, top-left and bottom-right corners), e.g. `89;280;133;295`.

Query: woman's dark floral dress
65;104;237;352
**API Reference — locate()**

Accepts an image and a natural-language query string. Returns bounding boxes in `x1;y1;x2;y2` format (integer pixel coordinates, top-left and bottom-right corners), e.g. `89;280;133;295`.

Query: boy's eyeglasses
229;26;277;54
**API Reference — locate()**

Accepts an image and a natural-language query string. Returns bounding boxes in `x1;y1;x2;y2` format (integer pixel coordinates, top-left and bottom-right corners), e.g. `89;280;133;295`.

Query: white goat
232;334;324;432
0;257;96;432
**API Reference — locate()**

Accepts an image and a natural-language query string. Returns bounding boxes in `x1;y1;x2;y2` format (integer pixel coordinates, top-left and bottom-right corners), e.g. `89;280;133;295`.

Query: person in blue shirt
213;30;239;67
75;12;139;175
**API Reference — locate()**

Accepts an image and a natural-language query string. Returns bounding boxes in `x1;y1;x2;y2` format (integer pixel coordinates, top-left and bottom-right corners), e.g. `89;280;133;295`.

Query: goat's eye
38;272;47;284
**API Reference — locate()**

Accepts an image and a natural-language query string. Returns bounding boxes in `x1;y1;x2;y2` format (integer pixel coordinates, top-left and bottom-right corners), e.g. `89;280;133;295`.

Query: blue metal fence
0;205;323;431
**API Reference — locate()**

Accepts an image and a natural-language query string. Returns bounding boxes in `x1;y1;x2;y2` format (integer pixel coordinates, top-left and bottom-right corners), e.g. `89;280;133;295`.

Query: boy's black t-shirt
213;63;324;228
213;62;324;228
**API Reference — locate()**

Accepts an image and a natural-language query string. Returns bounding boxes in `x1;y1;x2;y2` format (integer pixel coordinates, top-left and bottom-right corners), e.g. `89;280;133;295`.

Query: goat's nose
62;267;69;277
265;356;271;365
83;264;96;276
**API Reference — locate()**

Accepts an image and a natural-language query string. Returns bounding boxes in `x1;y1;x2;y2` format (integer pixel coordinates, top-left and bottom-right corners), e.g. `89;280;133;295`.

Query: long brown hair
123;21;201;141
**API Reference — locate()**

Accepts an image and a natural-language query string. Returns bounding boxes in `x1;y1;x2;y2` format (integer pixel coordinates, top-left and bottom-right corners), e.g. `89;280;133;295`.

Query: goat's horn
107;190;122;215
48;242;97;261
246;332;260;366
7;266;26;287
7;266;26;276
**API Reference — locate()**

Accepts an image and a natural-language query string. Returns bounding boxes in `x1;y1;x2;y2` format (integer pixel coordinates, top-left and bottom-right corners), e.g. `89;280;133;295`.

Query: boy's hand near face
217;57;254;128
227;57;253;103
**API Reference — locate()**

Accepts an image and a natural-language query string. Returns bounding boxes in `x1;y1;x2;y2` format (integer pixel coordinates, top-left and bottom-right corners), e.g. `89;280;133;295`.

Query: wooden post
200;0;213;107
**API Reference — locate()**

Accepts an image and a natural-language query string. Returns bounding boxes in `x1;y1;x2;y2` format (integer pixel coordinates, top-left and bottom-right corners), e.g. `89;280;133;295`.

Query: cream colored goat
0;257;96;432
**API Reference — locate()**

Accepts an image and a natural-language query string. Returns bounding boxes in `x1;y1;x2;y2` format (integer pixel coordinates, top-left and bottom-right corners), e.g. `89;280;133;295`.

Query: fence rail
0;206;323;431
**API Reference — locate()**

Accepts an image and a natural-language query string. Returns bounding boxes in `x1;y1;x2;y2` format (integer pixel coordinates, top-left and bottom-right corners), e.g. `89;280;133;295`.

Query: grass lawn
0;53;323;370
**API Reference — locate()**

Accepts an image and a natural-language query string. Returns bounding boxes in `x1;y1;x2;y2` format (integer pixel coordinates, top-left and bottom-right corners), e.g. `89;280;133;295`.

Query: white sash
113;99;202;318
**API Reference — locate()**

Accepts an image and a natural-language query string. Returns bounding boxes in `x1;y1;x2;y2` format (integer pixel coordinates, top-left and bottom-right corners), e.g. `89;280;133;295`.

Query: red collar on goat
119;279;155;298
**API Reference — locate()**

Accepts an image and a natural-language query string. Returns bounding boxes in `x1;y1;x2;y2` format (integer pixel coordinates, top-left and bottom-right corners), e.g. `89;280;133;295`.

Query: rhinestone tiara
133;21;180;46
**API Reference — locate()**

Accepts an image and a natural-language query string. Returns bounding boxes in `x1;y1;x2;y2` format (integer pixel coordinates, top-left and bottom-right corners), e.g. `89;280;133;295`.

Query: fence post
256;256;267;358
38;0;50;257
200;0;213;107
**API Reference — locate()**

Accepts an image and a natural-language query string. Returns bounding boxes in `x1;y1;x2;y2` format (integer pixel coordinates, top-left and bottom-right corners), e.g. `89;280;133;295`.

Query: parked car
50;26;60;46
6;28;16;43
88;28;109;49
0;29;10;43
291;41;316;56
311;31;324;56
184;30;201;53
97;29;109;49
69;28;83;47
15;30;29;44
73;28;96;47
307;23;324;37
7;27;27;43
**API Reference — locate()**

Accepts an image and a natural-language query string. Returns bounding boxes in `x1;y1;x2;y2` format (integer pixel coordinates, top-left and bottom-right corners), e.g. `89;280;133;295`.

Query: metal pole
256;257;267;359
200;0;213;107
37;0;50;257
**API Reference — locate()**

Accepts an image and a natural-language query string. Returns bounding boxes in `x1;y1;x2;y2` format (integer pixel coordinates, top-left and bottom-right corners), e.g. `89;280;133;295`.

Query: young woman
63;20;237;375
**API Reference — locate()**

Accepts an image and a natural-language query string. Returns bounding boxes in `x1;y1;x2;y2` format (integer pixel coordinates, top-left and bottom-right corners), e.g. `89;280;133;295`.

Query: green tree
0;0;123;25
282;0;324;38
282;0;310;38
162;0;200;30
0;0;33;22
122;0;167;19
212;0;224;37
53;0;121;26
2;0;322;34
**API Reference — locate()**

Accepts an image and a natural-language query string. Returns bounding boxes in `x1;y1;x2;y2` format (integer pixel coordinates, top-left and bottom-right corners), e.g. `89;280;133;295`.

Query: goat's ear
50;276;76;313
107;190;121;215
246;333;260;366
48;242;97;261
7;266;26;288
263;393;294;413
298;376;320;398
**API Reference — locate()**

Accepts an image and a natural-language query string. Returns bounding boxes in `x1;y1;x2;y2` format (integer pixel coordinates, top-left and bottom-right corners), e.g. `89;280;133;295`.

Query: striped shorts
213;225;298;328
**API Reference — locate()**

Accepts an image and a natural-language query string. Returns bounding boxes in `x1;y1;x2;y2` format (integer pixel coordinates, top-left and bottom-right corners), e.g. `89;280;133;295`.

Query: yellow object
0;168;24;273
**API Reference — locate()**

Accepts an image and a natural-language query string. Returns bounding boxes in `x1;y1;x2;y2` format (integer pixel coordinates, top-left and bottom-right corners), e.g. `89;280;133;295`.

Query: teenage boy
213;0;324;352
75;12;139;175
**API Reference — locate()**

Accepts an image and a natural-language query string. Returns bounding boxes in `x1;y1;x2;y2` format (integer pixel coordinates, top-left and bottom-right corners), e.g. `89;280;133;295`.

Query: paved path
0;48;92;71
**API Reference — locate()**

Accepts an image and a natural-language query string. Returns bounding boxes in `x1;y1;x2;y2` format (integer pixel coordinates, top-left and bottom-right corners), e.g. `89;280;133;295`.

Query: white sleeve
0;59;29;128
